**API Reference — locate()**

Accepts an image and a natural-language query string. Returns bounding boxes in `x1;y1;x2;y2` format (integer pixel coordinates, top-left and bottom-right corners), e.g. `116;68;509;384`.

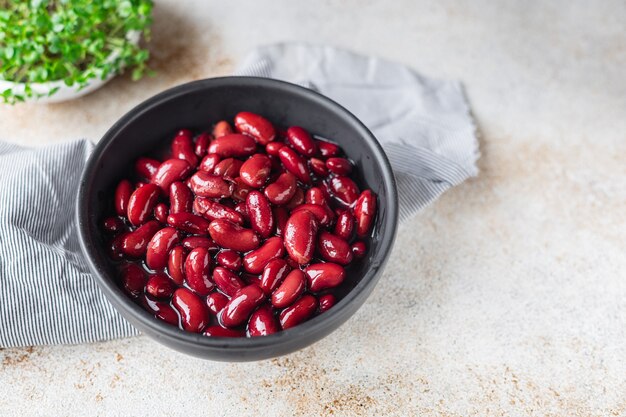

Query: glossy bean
213;158;243;178
326;157;352;175
216;249;242;272
239;154;271;188
114;179;133;217
127;183;161;226
242;236;284;274
184;247;214;296
167;246;187;285
279;295;318;330
334;210;355;240
121;220;161;257
206;292;229;315
247;305;279;337
145;273;175;299
260;258;291;295
208;219;260;252
286;126;317;157
318;231;353;265
146;227;181;270
171;134;199;167
189;171;233;199
284;210;318;265
166;212;210;235
264;172;297;205
271;269;306;308
152;159;193;194
354;189;377;237
207;134;256;158
121;264;146;297
220;284;265;327
212;266;245;297
246;191;274;238
169;181;193;214
328;176;360;206
194;132;212;158
234;111;276;145
172;288;209;333
278;146;311;184
305;263;346;292
212;120;233;138
135;158;161;179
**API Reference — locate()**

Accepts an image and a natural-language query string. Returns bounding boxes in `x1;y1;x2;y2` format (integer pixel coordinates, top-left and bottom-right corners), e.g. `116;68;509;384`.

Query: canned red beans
102;112;377;337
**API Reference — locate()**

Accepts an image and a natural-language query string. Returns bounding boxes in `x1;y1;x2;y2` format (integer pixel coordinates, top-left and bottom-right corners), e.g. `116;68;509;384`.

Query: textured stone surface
1;1;625;415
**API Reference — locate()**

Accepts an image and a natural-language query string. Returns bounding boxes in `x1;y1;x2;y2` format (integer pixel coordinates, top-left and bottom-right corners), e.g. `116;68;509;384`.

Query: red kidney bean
213;158;244;178
206;292;229;315
246;191;274;238
354;189;377;237
233;201;249;222
169;181;193;214
135;157;161;179
239;154;271;188
273;206;289;237
318;231;353;265
260;258;291;295
114;179;133;217
208;219;260;252
127;183;160;226
291;203;334;227
146;227;180;270
199;153;221;173
184;247;214;296
285;188;305;211
167;246;186;285
216;249;242;272
166;212;210;235
243;236;284;274
317;140;340;157
334;210;355;240
121;220;161;258
213;120;233;138
328;176;360;206
189;171;233;199
309;158;328;177
121;264;146;296
109;232;128;260
305;263;346;292
232;177;253;202
265;141;284;156
279;295;318;330
204;326;244;337
318;294;336;313
194;132;212;158
326;157;352;175
152;159;193;194
193;197;244;225
278;146;311;184
171;134;199;167
271;270;306;308
141;295;179;325
351;241;367;258
177;129;192;137
145;273;175;299
102;216;124;234
182;236;219;251
264;172;297;205
154;203;169;223
220;284;265;327
284;210;318;265
172;288;209;333
247;305;279;336
305;187;326;206
286;126;317;157
212;266;245;297
234;111;276;145
208;134;257;158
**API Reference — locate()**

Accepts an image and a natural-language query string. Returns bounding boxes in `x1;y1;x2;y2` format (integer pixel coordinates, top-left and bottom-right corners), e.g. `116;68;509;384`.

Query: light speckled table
1;1;625;415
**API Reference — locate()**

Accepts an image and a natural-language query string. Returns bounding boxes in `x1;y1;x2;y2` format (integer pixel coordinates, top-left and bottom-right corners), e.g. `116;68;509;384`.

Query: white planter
0;31;140;104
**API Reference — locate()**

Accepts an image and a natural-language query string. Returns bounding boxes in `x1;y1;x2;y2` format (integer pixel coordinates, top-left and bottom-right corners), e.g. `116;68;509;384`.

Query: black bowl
76;77;398;361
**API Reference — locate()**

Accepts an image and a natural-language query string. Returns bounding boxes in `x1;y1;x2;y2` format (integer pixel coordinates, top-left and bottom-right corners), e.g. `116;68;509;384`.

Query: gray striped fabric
0;140;138;347
236;43;479;221
0;44;478;347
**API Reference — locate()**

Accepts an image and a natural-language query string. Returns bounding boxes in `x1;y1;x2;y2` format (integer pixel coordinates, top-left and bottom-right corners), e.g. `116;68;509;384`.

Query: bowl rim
76;76;398;352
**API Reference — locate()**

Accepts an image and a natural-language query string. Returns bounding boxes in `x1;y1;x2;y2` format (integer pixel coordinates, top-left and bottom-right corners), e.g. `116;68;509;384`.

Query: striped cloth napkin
0;44;479;347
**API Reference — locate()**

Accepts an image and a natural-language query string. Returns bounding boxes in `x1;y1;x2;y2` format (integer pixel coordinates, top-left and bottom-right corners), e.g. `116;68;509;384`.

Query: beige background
1;1;626;416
